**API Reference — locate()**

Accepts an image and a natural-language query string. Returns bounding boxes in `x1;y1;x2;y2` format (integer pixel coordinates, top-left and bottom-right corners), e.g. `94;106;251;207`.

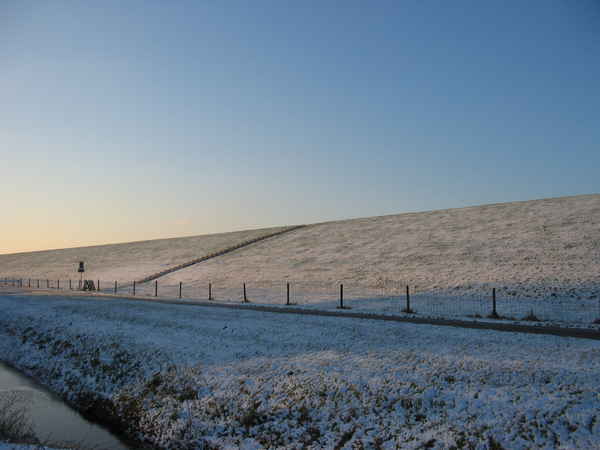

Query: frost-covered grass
90;279;600;328
156;194;600;302
0;226;287;281
2;194;600;305
1;293;599;449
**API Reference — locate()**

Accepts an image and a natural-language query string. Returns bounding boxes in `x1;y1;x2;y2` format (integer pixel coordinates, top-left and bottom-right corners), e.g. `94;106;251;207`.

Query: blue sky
1;1;599;253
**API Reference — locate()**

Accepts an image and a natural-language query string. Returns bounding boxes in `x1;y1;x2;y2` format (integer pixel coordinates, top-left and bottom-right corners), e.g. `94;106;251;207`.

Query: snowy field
1;293;599;448
155;194;600;301
0;226;287;281
1;195;599;306
82;279;600;328
7;278;600;327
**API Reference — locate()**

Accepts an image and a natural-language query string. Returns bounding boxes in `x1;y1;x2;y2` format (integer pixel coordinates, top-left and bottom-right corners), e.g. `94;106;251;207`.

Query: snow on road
1;293;599;448
98;279;600;327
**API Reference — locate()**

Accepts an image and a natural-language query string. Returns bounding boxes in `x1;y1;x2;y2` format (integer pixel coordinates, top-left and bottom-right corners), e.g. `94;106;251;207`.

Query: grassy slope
2;194;599;298
157;194;600;298
0;226;286;281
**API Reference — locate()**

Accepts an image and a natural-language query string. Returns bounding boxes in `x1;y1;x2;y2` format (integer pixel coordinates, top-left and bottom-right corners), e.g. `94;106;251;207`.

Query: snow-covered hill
0;226;287;281
158;194;600;300
2;194;599;300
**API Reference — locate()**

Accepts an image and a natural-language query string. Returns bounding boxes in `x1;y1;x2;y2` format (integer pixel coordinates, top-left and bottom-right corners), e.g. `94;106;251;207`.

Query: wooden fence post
209;282;212;300
402;285;413;313
133;280;136;296
114;281;117;294
286;282;290;305
154;280;158;297
179;282;182;299
243;283;248;302
490;287;499;318
57;280;60;289
339;284;344;309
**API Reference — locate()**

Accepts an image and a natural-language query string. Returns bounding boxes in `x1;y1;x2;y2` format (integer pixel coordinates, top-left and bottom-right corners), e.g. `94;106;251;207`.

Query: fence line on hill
136;225;307;284
2;276;600;328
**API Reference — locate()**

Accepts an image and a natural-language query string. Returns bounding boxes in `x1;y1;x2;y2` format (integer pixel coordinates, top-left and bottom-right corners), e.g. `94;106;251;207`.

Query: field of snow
63;279;600;327
0;226;287;282
153;194;600;301
2;194;599;313
1;292;599;448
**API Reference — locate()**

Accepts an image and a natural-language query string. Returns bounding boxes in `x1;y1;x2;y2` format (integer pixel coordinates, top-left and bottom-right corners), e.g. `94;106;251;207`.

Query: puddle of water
0;361;130;450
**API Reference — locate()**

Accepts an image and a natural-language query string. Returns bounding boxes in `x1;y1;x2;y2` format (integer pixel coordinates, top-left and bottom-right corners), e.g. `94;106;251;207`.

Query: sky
1;1;599;254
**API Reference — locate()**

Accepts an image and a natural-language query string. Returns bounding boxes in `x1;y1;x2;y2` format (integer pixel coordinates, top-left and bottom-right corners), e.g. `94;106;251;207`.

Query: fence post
209;282;212;300
403;285;413;313
133;280;136;296
286;282;290;305
97;280;100;291
28;279;31;288
339;283;344;309
57;280;60;289
243;283;247;302
492;288;498;317
179;282;182;299
46;279;49;289
69;279;72;290
154;280;158;297
37;279;40;289
114;281;117;295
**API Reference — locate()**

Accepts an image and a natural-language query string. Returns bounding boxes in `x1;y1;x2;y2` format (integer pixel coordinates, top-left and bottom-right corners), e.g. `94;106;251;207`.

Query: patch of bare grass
0;391;37;445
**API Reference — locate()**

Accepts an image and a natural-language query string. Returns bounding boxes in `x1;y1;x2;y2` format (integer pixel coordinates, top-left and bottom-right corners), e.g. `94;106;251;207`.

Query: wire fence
2;277;600;327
